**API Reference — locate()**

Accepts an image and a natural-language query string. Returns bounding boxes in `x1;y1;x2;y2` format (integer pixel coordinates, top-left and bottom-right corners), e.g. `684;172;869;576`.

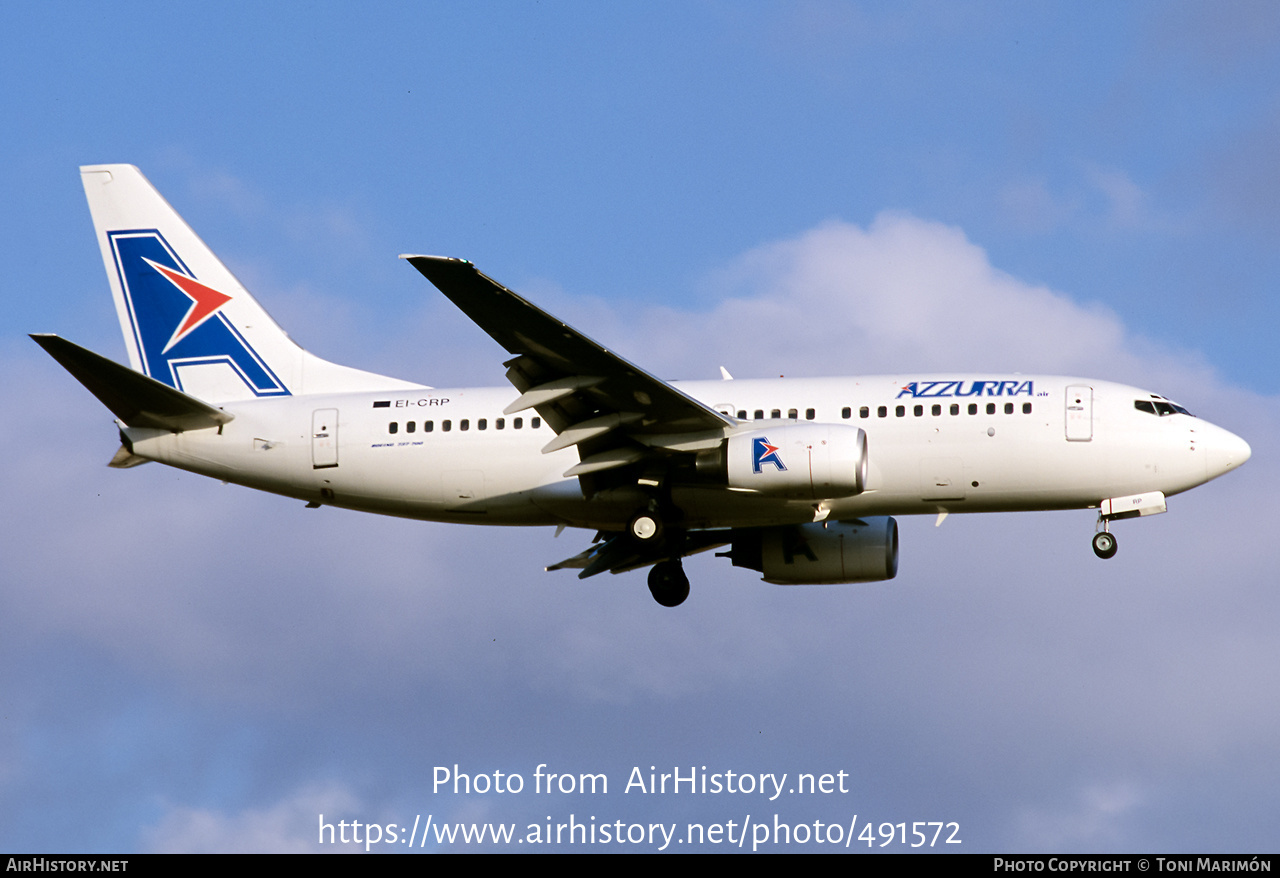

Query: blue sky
2;1;1277;852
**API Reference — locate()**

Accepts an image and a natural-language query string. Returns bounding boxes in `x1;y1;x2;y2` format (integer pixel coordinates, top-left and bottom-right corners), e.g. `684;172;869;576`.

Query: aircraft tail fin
79;164;422;402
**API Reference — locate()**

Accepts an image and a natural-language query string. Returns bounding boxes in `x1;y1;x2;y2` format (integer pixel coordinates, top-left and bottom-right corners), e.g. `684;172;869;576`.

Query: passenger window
532;417;541;429
968;404;977;415
986;403;996;415
754;410;764;420
878;406;887;418
895;406;905;417
496;418;504;430
1022;403;1032;414
842;406;851;419
787;408;798;419
478;419;487;430
425;421;433;432
406;421;416;433
950;404;959;415
514;418;523;429
860;406;869;419
737;410;747;420
913;405;923;417
806;408;815;420
771;409;781;419
388;422;398;434
931;404;941;416
442;420;452;431
1004;403;1014;415
460;419;470;431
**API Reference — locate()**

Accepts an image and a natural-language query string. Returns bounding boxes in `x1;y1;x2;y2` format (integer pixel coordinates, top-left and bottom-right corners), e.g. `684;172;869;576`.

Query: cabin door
1065;386;1093;441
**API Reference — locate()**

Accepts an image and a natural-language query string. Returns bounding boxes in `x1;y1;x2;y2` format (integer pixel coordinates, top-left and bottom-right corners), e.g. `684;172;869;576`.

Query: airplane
33;164;1252;607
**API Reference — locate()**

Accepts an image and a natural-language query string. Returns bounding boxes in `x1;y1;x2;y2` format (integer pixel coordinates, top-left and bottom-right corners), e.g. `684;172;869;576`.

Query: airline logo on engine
752;437;787;473
897;379;1037;399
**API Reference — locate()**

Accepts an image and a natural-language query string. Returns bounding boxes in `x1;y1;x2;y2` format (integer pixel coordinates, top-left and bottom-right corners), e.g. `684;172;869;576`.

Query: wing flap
503;375;604;414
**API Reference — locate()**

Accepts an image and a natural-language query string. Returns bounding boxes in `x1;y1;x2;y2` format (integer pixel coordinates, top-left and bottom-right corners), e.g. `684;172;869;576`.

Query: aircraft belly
673;488;820;529
315;439;564;524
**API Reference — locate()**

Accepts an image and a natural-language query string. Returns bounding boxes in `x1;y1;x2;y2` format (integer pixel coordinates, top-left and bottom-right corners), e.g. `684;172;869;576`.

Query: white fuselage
121;373;1250;532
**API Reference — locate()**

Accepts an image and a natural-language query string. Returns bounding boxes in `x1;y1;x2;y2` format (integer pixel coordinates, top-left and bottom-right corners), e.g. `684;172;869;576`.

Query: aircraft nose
1202;425;1251;480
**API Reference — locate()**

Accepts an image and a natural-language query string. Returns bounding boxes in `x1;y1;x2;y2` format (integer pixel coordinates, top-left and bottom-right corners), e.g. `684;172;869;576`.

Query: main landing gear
1092;519;1118;559
648;559;690;607
630;498;689;606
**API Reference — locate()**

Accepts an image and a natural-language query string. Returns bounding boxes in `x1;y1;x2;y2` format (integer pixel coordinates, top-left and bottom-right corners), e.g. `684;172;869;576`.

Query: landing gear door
312;408;339;468
1065;385;1093;442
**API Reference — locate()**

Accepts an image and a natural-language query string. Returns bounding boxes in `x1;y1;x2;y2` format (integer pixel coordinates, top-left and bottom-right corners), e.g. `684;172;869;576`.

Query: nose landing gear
1092;530;1118;559
629;493;689;605
1092;517;1118;559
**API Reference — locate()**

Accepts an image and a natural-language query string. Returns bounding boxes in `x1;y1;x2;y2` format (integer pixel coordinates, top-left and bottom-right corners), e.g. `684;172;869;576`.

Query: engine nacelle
727;518;898;584
724;424;868;499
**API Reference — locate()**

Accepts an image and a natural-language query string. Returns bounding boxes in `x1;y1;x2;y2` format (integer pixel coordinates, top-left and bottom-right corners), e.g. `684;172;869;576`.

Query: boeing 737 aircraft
34;165;1251;606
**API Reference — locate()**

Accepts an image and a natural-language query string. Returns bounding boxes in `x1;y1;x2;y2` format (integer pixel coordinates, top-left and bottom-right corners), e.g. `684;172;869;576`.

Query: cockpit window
1135;398;1194;417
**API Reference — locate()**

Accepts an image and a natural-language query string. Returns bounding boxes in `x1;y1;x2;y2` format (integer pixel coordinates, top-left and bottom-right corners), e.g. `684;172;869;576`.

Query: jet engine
705;424;868;500
724;518;898;584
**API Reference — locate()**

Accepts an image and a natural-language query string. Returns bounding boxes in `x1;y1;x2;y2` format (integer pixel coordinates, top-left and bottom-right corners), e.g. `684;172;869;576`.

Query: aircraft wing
403;256;735;495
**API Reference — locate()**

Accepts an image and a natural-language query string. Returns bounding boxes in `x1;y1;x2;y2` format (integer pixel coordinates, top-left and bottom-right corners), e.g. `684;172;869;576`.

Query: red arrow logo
145;259;234;354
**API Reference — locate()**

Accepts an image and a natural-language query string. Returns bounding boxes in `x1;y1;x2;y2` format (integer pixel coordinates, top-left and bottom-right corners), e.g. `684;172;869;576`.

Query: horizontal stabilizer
31;334;234;432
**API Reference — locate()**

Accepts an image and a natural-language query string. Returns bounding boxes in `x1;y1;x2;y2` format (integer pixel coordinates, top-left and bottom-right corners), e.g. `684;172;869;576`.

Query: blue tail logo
108;229;289;397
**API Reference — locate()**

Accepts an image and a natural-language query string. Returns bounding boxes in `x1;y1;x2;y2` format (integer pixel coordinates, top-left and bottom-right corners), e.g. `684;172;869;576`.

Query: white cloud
616;212;1186;385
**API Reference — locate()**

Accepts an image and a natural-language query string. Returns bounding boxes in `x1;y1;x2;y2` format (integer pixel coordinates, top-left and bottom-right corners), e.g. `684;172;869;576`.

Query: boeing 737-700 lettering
33;165;1251;606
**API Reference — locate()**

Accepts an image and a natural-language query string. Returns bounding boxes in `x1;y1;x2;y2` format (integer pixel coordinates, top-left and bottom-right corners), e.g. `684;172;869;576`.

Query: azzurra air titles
897;380;1043;399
